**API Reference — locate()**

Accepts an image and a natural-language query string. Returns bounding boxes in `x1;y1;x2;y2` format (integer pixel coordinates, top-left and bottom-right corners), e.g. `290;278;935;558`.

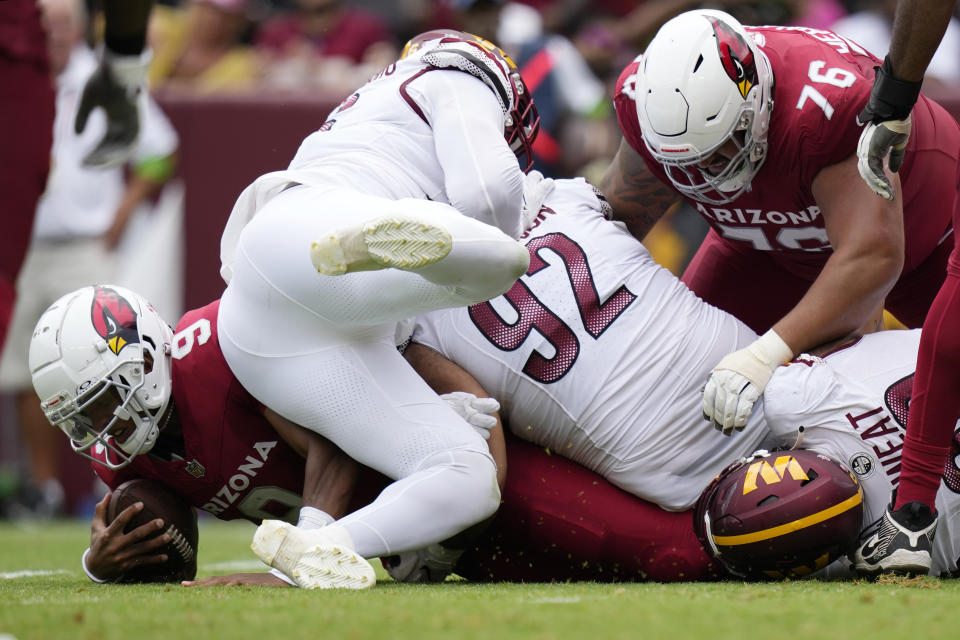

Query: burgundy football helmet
401;29;540;172
694;449;864;580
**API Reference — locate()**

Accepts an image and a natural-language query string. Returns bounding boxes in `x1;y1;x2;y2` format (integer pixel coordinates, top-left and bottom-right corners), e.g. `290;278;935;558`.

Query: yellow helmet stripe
712;487;863;546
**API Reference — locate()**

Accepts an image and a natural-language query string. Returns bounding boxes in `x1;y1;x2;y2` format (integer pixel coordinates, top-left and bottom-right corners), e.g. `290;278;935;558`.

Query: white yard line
0;569;71;579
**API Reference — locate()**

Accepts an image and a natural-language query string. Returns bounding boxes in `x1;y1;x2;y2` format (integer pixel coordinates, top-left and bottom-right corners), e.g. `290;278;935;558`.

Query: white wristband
269;568;297;586
297;506;335;530
748;329;794;369
103;47;152;93
81;547;110;583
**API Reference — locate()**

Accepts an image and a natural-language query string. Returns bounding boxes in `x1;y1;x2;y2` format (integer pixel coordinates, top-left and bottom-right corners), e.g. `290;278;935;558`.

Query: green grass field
2;519;957;640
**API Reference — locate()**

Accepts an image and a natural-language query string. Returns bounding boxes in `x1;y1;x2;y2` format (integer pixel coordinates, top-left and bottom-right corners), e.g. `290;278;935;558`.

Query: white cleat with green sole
310;215;452;275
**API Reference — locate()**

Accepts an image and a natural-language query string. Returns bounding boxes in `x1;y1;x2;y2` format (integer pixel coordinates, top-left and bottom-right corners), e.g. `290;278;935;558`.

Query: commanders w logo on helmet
694;449;864;579
91;285;140;355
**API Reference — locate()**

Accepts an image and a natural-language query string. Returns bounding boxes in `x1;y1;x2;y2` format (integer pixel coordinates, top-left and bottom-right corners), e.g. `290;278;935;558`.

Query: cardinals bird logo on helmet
708;16;758;100
91;286;141;355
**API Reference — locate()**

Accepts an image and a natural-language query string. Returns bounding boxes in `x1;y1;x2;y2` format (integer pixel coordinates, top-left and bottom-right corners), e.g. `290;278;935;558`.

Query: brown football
105;478;199;583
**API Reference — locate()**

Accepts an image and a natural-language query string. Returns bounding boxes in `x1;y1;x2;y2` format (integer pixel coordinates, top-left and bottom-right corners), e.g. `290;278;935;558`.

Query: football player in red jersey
853;0;960;577
27;285;716;585
602;11;960;460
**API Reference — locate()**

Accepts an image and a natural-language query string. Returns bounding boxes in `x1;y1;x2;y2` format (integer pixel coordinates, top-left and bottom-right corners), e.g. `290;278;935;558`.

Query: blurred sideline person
0;0;152;360
405;176;960;580
146;0;261;92
601;10;960;457
0;0;178;520
852;0;960;577
0;0;54;358
33;29;541;590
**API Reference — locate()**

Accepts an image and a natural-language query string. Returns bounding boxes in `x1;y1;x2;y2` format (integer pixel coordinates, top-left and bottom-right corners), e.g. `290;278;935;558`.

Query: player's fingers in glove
715;387;743;436
74;96;94;135
856;124;895;201
888;145;906;173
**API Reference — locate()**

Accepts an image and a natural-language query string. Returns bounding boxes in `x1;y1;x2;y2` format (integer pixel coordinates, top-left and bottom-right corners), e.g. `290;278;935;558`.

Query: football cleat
310;215;452;275
252;520;376;589
853;501;937;576
382;543;464;583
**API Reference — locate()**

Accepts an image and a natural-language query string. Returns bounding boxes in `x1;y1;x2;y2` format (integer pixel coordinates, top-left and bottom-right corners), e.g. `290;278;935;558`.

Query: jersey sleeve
612;57;676;188
133;94;180;165
757;30;875;192
762;357;838;443
405;70;524;238
411;308;452;354
612;57;646;156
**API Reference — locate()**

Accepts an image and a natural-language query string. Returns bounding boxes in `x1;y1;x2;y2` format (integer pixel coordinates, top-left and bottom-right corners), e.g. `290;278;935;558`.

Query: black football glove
856;56;922;200
75;49;151;168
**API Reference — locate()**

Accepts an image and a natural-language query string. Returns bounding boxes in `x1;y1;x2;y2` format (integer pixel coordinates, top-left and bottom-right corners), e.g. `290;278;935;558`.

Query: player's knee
422;448;501;524
472;241;530;300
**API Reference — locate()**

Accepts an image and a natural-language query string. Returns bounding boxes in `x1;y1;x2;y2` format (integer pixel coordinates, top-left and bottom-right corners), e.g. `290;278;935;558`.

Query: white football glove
856;117;910;201
520;169;556;231
441;391;500;440
382;544;464;583
75;48;151;168
702;330;792;435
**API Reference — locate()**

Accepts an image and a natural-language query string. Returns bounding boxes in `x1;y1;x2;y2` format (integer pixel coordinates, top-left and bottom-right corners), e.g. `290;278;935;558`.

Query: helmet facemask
655;109;768;204
504;70;540;173
45;352;163;469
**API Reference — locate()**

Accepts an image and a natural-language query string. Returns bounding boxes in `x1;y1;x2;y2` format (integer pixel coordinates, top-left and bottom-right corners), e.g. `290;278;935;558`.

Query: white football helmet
401;29;540;172
29;285;175;470
635;10;774;204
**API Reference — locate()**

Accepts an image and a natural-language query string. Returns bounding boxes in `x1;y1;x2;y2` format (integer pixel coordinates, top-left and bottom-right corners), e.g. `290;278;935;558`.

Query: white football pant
218;184;529;556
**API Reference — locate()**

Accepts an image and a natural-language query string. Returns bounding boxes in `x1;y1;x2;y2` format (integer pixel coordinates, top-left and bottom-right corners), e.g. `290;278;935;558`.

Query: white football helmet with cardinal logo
635;10;774;204
29;285;174;469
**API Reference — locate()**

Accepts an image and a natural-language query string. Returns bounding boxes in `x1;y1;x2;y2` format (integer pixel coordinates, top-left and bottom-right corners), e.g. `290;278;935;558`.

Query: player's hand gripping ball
106;479;199;582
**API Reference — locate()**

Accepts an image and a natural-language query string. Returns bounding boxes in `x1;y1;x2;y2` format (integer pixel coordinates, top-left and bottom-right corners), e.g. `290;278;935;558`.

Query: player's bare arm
773;156;905;355
262;407;358;518
185;412;359;589
85;493;171;582
404;342;507;490
887;0;955;82
599;139;679;241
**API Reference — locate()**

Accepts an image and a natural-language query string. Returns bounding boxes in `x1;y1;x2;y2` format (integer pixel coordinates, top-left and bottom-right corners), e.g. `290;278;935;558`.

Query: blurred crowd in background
3;0;960;520
135;0;960;268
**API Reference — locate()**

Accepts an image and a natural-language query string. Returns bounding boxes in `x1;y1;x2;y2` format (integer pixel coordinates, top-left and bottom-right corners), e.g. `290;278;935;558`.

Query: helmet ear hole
143;350;154;374
756;494;778;507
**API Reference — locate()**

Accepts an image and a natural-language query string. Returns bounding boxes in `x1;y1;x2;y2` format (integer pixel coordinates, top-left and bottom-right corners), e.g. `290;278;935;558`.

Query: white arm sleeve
407;71;525;238
133;93;180;162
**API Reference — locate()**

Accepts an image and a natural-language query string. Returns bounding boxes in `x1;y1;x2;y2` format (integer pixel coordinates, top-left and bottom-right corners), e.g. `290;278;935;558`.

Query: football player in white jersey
409;175;960;579
213;30;541;589
762;330;960;577
411;174;773;513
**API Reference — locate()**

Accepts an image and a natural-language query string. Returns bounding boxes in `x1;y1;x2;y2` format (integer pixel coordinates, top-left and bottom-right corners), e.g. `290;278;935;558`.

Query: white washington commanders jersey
764;330;960;577
414;178;771;511
221;47;524;282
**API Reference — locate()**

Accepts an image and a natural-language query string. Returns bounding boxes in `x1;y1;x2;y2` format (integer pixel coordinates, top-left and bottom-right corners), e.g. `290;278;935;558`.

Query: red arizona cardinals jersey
615;25;959;279
93;301;308;524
